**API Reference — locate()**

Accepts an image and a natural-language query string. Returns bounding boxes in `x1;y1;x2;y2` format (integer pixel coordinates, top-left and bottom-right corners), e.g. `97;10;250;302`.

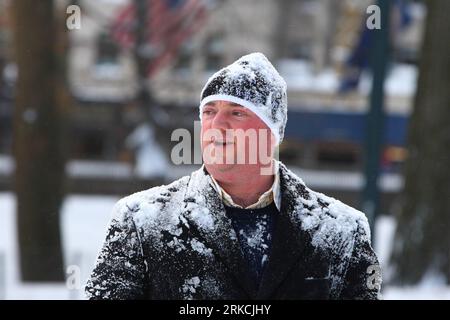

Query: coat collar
180;162;317;299
208;161;282;211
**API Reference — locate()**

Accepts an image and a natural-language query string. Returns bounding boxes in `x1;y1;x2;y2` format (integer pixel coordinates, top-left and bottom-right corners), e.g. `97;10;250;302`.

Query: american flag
111;0;209;77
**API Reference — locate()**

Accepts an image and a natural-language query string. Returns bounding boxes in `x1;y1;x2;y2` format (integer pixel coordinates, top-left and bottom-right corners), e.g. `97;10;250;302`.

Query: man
86;52;381;300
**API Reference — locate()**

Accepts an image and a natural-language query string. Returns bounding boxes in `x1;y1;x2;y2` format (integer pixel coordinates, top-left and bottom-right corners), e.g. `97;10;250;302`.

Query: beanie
199;52;288;145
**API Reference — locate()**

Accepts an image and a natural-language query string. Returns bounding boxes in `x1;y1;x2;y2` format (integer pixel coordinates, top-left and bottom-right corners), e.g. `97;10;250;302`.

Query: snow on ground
374;215;397;278
383;287;450;300
0;193;118;300
373;215;450;300
382;266;450;300
1;192;450;299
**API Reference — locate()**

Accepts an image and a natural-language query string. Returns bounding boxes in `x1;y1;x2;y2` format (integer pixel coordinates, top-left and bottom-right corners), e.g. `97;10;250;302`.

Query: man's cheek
200;125;209;147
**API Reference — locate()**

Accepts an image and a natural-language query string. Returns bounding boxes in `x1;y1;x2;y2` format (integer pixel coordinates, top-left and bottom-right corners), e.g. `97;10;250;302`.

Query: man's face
200;100;276;182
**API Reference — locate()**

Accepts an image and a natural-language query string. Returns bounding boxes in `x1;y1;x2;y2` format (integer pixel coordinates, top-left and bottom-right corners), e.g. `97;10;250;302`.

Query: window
96;32;119;65
173;41;194;74
204;34;224;71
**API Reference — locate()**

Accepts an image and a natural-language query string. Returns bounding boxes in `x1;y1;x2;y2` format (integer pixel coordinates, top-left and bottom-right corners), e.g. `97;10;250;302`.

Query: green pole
362;0;391;240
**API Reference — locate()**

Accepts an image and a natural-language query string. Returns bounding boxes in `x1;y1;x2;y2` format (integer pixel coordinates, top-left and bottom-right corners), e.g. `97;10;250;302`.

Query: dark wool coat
85;162;381;300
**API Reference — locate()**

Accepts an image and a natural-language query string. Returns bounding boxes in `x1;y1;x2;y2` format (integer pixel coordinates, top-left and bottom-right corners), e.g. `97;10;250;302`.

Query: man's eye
203;110;214;116
232;111;245;117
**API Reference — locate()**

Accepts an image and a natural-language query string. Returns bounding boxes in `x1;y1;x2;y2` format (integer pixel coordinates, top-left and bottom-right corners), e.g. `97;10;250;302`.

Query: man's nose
210;109;230;130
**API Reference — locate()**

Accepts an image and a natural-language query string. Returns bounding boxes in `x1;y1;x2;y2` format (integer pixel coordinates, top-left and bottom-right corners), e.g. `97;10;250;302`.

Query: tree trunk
12;0;66;282
272;0;295;60
390;0;450;284
132;0;174;156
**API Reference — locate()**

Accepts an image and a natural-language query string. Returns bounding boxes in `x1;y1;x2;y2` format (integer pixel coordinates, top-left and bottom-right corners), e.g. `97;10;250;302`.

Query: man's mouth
213;140;234;146
209;136;235;146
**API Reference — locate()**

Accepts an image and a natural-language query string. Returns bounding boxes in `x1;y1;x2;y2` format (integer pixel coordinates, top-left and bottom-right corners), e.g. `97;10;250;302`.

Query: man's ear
270;133;278;154
271;132;277;145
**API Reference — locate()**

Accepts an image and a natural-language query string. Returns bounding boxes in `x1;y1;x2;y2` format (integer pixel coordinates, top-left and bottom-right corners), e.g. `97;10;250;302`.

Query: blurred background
0;0;449;299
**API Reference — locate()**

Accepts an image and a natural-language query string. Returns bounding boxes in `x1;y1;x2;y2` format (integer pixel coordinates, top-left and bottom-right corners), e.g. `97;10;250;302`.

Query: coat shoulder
315;190;370;240
279;163;371;250
301;189;373;286
112;174;191;230
302;187;371;250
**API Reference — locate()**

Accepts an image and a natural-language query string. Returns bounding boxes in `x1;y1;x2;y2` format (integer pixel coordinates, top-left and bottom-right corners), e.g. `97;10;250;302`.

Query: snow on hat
199;52;288;145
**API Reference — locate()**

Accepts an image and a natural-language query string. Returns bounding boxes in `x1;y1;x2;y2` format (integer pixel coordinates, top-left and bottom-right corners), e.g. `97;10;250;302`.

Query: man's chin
205;162;236;173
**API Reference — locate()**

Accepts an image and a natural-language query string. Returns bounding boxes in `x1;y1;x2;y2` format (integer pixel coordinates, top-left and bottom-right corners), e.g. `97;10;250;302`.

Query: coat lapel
180;166;258;298
257;163;316;299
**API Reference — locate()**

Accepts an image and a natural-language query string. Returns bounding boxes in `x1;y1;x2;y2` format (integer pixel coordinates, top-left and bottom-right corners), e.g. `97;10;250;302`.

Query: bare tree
12;0;66;281
391;0;450;284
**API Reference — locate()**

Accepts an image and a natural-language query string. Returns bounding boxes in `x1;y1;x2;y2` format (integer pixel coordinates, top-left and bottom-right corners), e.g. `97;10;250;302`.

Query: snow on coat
85;161;381;300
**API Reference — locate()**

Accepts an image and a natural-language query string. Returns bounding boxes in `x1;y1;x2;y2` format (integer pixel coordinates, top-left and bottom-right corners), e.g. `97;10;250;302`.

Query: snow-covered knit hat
199;52;288;145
